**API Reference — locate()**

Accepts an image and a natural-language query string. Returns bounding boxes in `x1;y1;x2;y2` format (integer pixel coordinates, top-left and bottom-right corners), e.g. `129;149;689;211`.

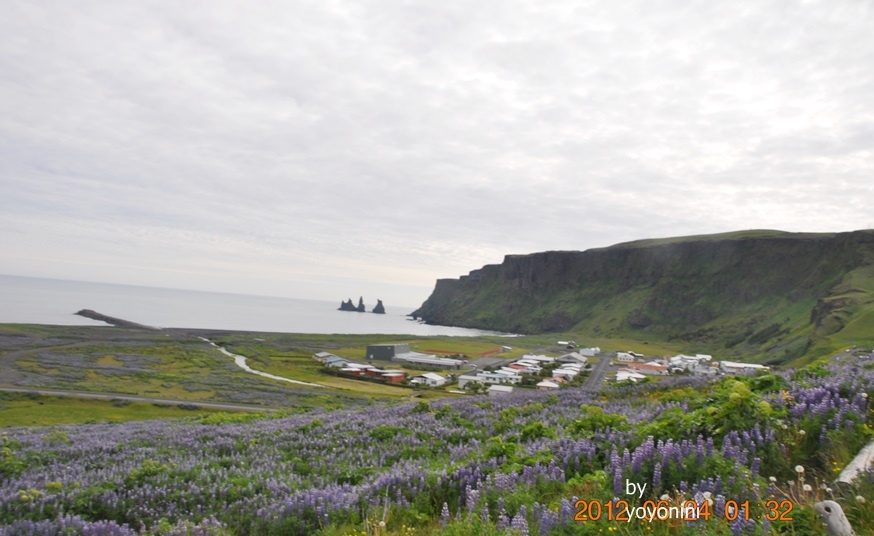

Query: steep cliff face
412;230;874;360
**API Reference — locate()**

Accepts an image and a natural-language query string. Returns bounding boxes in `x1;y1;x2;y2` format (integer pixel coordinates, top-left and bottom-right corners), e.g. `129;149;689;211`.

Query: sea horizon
0;274;509;337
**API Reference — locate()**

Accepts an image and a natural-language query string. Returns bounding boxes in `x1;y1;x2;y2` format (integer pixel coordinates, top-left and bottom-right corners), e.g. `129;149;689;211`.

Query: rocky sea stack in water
338;297;385;314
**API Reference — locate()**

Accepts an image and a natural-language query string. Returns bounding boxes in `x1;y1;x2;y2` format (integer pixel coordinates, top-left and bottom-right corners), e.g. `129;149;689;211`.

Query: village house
410;372;447;387
536;380;561;390
520;354;556;364
487;385;514;396
314;351;339;362
552;364;582;381
626;362;669;376
381;371;406;384
557;352;588;365
616;369;647;382
324;355;350;368
616;352;635;363
457;371;522;389
719;361;770;374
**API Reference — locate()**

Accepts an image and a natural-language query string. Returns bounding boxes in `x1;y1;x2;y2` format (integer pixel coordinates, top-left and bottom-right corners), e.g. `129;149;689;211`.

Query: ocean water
0;275;507;336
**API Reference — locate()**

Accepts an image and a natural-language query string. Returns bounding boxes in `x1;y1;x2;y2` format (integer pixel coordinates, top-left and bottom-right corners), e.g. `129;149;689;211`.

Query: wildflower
795;465;804;474
803;484;812;492
856;496;866;504
660;494;670;501
798;430;806;436
769;476;777;483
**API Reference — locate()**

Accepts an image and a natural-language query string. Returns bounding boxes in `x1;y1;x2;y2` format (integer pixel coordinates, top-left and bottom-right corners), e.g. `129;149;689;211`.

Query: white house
324;356;350;368
627;363;669;376
487;385;514;396
478;371;522;384
616;370;647;382
314;351;339;362
552;368;579;381
579;347;601;357
616;352;635;363
537;380;561;390
520;354;556;364
720;361;770;374
456;374;482;389
457;371;521;389
410;372;447;387
669;354;712;370
557;352;588;365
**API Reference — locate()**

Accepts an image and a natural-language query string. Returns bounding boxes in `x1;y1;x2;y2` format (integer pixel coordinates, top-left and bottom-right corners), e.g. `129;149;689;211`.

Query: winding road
198;337;325;388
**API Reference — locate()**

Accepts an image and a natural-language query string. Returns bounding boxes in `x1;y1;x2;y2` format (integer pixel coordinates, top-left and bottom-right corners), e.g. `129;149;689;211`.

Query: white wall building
410;372;447;387
720;361;770;374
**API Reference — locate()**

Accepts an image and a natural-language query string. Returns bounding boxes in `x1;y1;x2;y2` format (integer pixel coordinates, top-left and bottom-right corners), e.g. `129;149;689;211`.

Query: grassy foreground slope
1;354;872;535
412;230;874;365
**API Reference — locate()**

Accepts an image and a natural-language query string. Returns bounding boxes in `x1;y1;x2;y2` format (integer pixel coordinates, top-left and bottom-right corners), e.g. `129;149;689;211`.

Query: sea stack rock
357;297;366;312
372;299;386;314
338;299;357;312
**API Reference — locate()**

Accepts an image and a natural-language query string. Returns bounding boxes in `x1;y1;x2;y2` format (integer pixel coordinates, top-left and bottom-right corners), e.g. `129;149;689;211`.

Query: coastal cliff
412;230;874;362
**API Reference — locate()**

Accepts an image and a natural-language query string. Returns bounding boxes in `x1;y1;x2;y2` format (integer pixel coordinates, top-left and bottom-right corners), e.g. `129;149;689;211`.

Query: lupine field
1;358;872;535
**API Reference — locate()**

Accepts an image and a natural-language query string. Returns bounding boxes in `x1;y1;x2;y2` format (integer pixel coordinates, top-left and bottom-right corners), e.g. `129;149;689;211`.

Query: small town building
627;363;669;376
616;369;647;382
552;368;579;381
520;354;556;363
557;352;588;365
719;361;770;374
410;372;447;387
314;351;339;362
536;380;561;390
381;372;406;384
366;343;411;360
324;356;350;368
616;352;635;363
487;385;514;396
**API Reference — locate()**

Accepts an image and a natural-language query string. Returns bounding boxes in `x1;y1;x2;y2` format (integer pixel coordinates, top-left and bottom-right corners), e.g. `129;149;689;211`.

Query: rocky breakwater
75;309;160;330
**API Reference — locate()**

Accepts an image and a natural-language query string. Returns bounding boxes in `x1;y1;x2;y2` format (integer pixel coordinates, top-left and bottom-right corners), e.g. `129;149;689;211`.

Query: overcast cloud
1;0;873;307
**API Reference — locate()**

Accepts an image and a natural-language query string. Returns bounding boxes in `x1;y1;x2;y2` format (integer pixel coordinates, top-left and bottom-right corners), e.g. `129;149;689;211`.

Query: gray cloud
2;0;873;306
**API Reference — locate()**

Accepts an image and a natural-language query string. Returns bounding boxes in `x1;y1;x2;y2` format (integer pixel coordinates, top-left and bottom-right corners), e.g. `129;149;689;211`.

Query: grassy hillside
413;230;874;365
2;354;872;535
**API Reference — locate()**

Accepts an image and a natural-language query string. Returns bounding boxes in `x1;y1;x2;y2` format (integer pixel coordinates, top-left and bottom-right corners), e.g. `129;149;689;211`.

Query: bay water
0;274;507;336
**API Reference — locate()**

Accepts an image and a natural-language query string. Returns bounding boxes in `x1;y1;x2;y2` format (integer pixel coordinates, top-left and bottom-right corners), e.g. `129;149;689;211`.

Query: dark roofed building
366;343;411;361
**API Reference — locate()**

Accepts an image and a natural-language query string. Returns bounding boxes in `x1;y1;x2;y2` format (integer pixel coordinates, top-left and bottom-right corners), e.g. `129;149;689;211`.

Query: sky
1;0;873;308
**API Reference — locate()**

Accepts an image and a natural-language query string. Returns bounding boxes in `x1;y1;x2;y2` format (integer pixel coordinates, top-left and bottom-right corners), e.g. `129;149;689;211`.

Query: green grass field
0;392;226;427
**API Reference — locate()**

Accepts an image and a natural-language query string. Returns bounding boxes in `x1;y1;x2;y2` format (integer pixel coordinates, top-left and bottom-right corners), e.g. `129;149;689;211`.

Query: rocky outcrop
338;299;359;312
338;297;386;313
411;230;874;360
